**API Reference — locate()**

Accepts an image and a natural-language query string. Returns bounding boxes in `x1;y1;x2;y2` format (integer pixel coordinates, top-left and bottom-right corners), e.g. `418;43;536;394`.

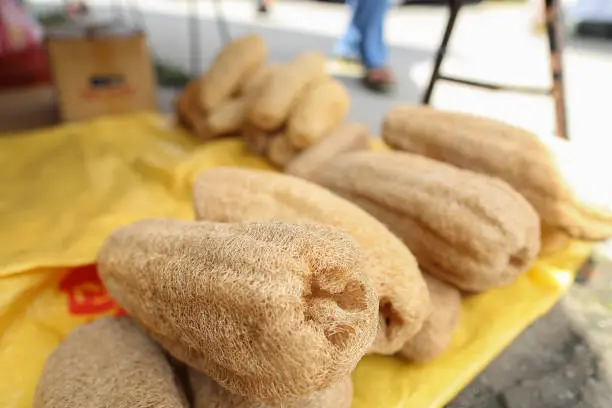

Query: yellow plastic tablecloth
0;113;593;408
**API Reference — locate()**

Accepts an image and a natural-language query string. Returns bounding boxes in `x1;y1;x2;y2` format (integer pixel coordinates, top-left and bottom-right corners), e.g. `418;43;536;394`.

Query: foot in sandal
363;67;396;94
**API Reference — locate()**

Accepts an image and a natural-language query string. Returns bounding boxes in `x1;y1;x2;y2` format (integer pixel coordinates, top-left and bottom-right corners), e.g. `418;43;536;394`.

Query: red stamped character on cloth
59;265;126;318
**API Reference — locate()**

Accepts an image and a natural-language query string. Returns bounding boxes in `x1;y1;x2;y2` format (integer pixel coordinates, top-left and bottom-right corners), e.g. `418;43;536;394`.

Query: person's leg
334;0;361;61
354;0;389;70
352;0;395;92
334;25;361;61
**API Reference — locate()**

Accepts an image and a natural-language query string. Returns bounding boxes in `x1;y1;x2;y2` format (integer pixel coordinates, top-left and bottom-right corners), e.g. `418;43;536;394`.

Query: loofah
97;219;377;402
242;122;272;156
33;317;188;408
382;105;612;240
287;78;350;149
189;369;352;408
175;79;211;138
240;63;282;96
539;222;572;256
199;35;267;111
397;274;461;363
285;123;371;179
206;97;250;137
249;52;327;131
303;150;541;292
174;79;199;129
193;168;429;355
267;133;300;169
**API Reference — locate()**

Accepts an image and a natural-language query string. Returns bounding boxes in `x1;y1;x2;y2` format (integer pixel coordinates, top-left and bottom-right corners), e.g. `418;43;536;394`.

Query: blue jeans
334;0;390;69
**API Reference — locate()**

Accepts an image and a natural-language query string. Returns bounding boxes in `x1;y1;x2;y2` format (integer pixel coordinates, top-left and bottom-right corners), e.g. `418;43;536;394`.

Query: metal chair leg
422;0;569;141
188;0;231;76
545;0;569;140
575;253;597;284
422;0;463;105
188;0;201;76
212;0;232;45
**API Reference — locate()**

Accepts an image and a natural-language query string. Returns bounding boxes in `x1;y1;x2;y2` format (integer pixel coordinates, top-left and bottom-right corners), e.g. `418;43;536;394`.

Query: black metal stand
575;254;597;284
188;0;202;76
422;0;569;140
187;0;232;76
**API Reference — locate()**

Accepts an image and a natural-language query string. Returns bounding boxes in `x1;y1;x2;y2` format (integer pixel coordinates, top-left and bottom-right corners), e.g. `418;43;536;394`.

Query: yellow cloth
0;113;592;408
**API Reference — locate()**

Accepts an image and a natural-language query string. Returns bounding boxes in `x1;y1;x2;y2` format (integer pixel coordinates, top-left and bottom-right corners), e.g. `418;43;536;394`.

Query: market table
0;113;593;407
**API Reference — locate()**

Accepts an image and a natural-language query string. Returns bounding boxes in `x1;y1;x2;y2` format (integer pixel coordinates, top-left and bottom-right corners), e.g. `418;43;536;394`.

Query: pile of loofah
174;34;351;170
35;219;379;408
282;103;612;362
34;37;612;408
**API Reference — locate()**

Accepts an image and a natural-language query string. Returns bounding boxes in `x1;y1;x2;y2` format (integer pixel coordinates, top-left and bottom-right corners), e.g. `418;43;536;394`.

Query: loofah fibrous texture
240;63;282;96
199;34;267;112
206;96;250;137
267;133;300;169
33;317;188;408
539;222;573;256
302;150;541;292
287;78;350;149
189;369;353;408
242;122;272;156
248;52;326;131
397;274;461;363
192;168;429;355
174;79;214;140
382;105;612;240
285;122;371;179
97;219;377;402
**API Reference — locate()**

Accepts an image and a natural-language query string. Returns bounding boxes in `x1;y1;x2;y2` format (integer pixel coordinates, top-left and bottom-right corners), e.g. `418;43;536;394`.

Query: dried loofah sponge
199;34;267;111
267;133;300;169
285;123;372;179
242;122;272;156
206;97;250;137
397;274;461;363
303;151;541;292
189;369;353;408
33;317;188;408
382;105;612;240
97;219;377;402
287;78;351;149
174;79;200;127
193;168;429;355
249;52;327;131
175;79;213;140
539;222;572;256
240;63;282;96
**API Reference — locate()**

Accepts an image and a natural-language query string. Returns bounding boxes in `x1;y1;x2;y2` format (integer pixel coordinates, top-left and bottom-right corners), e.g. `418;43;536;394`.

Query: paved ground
32;0;612;406
448;261;612;408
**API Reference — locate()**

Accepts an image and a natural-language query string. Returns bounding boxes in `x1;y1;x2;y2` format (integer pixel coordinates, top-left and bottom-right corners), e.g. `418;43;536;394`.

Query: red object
59;265;127;318
0;0;50;88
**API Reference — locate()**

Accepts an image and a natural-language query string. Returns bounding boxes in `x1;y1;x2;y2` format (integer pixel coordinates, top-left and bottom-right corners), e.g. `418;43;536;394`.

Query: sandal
362;67;396;94
257;0;272;14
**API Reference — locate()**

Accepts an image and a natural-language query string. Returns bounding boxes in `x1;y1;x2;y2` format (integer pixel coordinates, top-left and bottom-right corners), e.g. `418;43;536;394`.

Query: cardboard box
0;85;58;133
45;20;157;122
